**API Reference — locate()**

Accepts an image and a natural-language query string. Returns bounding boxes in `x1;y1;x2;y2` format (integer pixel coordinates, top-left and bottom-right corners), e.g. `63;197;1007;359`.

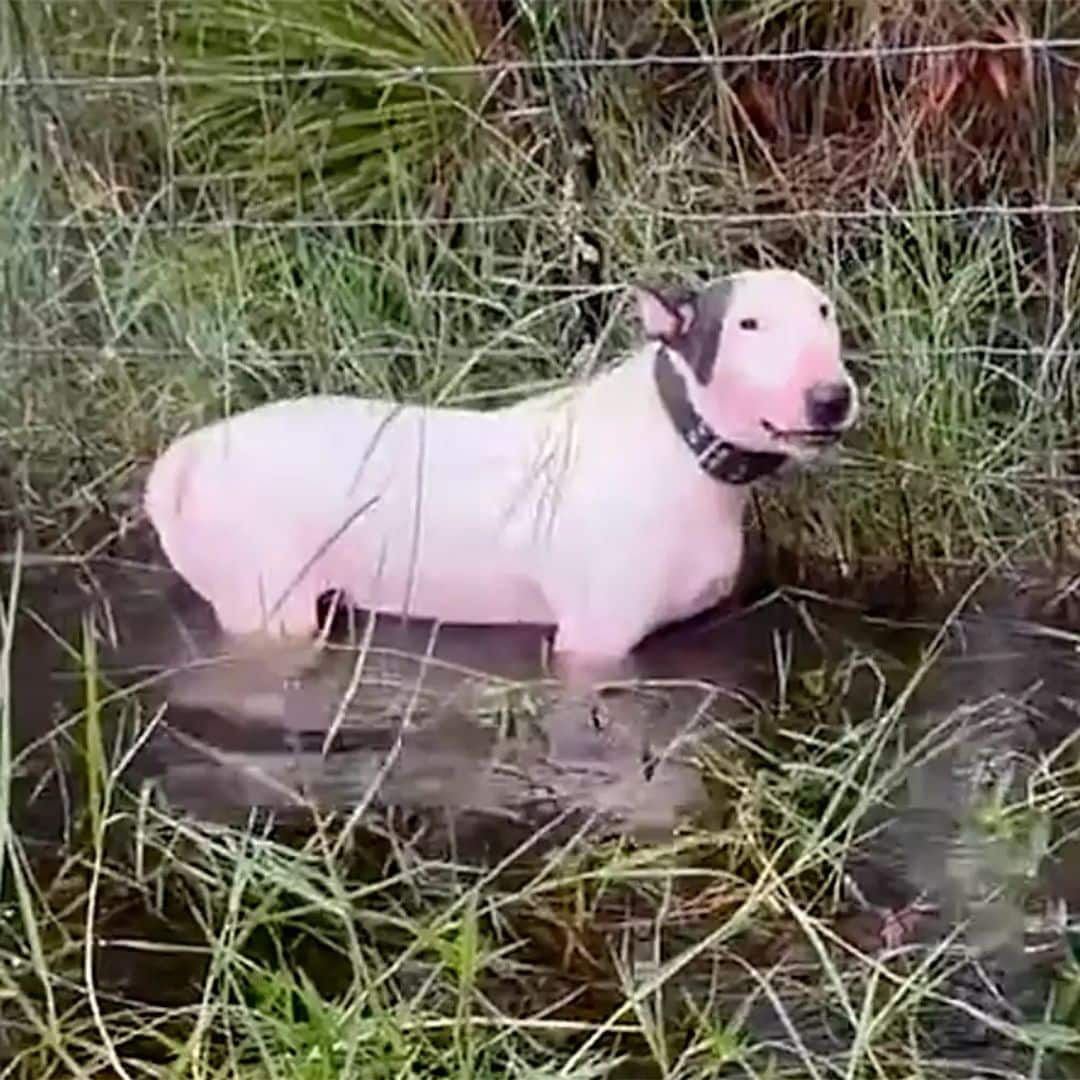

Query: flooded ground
7;537;1080;896
6;533;1080;1074
6;538;925;840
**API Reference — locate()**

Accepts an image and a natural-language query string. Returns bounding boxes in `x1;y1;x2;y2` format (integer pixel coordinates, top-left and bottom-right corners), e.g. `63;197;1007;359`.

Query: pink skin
725;346;848;440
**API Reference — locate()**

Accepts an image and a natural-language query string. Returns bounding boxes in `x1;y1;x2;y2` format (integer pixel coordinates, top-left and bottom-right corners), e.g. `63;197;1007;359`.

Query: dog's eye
819;303;830;319
739;317;759;331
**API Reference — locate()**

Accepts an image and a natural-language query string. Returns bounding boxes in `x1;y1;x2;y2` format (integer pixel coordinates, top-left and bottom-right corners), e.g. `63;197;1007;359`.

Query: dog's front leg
545;619;652;774
550;608;645;690
551;649;634;726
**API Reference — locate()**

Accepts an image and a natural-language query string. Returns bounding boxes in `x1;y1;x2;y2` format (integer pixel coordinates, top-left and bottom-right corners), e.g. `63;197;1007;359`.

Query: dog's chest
654;502;745;624
660;557;735;625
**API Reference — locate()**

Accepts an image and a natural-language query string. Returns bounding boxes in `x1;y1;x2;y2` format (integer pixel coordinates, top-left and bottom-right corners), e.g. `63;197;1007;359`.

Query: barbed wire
28;202;1080;231
4;343;1075;364
3;35;1080;91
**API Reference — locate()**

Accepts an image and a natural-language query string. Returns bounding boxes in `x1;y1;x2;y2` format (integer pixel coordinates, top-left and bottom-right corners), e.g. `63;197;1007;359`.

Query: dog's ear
633;284;696;344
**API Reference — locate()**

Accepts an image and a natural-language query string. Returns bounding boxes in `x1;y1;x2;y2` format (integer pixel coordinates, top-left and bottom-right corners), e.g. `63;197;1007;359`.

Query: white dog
145;268;858;681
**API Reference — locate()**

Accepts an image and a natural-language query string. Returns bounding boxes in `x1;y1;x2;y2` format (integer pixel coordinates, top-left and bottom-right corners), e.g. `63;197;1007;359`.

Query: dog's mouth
761;419;844;447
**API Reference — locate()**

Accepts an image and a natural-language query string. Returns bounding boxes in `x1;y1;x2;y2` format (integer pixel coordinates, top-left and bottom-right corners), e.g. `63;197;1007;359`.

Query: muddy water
7;539;1079;873
7;538;1080;1070
5;545;923;841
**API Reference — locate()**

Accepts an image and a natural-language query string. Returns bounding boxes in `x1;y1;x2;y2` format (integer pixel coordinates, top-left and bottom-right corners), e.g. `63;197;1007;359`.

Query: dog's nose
805;381;852;428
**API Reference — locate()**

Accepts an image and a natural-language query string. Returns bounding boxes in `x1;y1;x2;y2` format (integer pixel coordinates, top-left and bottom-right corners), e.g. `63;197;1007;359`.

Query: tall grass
2;139;1078;584
4;4;1080;1075
165;0;494;220
3;2;1080;582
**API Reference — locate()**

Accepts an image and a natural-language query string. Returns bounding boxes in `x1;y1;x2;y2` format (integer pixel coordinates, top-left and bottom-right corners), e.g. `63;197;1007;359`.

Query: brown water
6;535;1080;1071
6;541;925;840
7;539;1079;844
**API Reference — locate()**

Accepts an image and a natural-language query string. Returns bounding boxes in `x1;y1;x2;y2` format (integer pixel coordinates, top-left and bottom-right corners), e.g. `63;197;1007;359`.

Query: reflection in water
7;548;1080;891
8;543;1080;1065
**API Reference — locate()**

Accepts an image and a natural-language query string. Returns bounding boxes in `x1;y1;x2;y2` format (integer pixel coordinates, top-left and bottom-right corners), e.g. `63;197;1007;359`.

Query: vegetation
5;558;1080;1077
4;0;1079;583
3;0;1080;1076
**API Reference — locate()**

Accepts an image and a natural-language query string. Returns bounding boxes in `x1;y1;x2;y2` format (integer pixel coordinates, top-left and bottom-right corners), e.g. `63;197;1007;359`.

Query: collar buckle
696;434;729;474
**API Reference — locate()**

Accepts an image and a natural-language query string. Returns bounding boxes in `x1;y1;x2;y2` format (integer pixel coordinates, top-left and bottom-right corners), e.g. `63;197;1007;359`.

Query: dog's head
635;268;858;462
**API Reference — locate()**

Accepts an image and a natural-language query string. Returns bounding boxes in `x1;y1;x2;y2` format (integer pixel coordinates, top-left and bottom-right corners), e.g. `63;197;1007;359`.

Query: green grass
5;1;1080;1076
5;551;1080;1077
4;139;1078;586
3;2;1080;579
164;0;493;220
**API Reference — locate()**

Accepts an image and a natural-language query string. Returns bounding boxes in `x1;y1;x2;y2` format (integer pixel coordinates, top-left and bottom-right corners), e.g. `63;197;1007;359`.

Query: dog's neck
652;346;788;486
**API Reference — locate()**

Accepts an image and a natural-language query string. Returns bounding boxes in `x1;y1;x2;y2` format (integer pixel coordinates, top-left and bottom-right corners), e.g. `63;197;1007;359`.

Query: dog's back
144;393;570;634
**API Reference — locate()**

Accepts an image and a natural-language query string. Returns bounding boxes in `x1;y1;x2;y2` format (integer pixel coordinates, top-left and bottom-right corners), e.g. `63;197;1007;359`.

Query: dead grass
4;553;1080;1076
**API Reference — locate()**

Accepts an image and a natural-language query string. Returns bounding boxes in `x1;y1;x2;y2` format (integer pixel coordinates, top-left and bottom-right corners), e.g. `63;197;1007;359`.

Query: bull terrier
145;268;859;694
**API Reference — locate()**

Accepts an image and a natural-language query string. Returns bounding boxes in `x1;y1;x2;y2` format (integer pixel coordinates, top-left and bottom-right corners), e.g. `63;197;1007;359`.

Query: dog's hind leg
203;557;323;641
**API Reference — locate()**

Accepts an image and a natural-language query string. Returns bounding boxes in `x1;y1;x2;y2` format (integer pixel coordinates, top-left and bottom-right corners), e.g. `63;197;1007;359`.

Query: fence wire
5;20;1080;368
5;35;1080;89
15;204;1080;231
2;6;1079;568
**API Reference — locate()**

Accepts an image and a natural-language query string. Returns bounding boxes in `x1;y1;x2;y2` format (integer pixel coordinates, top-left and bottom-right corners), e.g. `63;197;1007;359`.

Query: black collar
653;346;788;485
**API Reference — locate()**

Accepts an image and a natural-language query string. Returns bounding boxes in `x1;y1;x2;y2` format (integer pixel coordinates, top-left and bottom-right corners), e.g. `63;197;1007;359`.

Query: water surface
7;537;1080;1070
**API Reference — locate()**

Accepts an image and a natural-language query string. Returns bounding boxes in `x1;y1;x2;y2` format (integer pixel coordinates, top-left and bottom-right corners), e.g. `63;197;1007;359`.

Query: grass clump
164;0;501;221
3;0;1080;586
760;192;1080;585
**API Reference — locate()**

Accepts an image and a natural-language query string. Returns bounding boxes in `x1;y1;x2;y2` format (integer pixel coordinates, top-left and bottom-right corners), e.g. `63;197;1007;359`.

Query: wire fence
6;35;1080;88
4;21;1079;337
6;14;1079;283
14;204;1080;230
5;3;1080;564
10;19;1078;251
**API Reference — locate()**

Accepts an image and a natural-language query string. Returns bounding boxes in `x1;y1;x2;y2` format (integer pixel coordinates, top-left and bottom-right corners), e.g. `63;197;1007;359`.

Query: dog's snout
805;381;852;428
